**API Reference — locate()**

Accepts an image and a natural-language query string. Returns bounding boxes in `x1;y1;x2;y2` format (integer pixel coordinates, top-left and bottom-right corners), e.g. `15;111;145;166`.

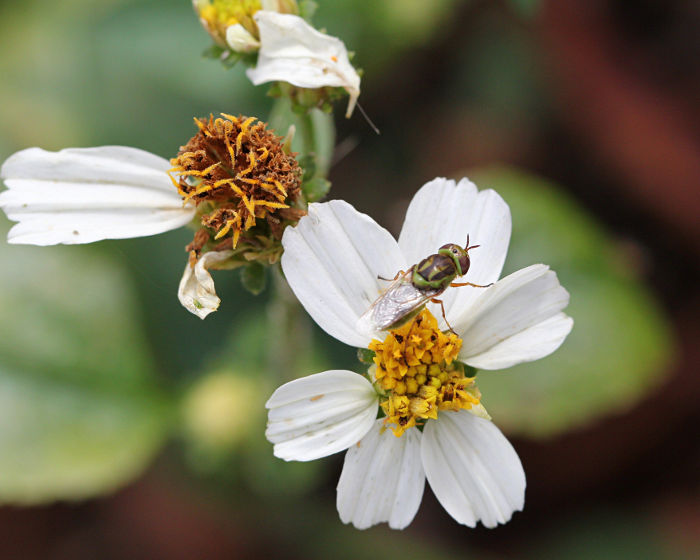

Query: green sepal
357;348;376;365
297;154;317;179
240;262;267;295
302;177;331;202
201;44;225;60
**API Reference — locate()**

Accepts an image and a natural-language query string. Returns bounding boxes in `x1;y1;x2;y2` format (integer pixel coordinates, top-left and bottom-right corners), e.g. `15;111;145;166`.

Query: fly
358;236;491;333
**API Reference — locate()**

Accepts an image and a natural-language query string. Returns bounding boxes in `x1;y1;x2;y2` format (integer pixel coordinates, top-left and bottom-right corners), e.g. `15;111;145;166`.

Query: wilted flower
0;114;304;318
246;11;361;117
194;2;360;117
265;177;573;529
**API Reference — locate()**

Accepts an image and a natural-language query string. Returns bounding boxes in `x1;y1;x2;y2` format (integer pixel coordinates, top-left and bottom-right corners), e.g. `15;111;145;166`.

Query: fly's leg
450;281;493;288
378;269;405;282
430;298;456;334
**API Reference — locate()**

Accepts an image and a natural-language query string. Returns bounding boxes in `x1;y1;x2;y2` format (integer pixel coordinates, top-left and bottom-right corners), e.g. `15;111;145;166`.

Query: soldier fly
357;236;491;333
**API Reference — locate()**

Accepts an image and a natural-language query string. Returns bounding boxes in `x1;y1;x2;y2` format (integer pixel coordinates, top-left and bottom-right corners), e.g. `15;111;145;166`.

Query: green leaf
470;167;676;438
0;234;171;504
240;261;267;295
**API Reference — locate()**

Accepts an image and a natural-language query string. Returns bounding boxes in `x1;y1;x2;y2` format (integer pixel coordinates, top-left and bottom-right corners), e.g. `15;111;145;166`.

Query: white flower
265;176;573;529
246;11;361;117
0;146;222;319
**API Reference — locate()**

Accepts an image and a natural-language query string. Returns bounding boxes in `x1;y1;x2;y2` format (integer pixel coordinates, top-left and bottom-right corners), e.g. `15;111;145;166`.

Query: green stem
266;265;312;385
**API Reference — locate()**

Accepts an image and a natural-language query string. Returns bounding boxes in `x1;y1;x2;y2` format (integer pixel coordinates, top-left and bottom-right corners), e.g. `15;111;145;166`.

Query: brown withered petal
169;114;302;260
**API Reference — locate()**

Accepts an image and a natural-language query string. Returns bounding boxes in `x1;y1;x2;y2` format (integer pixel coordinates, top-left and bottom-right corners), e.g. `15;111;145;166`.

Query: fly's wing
357;270;438;333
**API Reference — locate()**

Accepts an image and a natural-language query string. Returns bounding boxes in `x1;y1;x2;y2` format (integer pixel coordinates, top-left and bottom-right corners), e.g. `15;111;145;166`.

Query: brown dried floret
169;114;303;262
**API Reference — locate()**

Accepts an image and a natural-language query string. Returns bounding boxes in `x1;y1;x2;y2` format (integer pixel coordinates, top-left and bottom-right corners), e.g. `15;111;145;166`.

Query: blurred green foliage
0;231;170;504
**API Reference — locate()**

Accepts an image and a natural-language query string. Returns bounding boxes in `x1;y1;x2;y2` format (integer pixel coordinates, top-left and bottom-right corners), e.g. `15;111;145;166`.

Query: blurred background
0;0;698;558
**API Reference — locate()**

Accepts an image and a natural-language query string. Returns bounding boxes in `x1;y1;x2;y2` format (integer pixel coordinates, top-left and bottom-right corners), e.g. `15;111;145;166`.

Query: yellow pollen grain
368;308;479;437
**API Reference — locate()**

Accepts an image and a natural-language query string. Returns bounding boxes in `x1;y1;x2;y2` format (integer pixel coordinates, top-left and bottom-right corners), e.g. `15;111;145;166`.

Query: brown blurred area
0;0;698;558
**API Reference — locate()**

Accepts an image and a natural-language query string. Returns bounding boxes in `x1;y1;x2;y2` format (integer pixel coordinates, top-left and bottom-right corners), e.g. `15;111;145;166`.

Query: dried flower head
169;114;304;265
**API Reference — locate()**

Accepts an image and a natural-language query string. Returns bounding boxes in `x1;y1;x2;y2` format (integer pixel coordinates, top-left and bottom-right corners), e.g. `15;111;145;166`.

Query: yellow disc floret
369;309;481;437
195;0;262;44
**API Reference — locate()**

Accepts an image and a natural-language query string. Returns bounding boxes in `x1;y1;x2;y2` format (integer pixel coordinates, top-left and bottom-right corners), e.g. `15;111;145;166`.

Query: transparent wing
357;270;441;332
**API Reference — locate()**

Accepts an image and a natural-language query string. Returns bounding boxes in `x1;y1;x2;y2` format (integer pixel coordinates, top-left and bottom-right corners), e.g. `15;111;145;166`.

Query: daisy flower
0;114;303;318
265;177;573;529
246;11;361;118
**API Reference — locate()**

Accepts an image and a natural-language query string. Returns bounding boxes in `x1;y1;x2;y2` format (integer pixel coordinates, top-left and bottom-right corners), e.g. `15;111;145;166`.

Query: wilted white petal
455;265;571;367
247;11;361;117
397;177;512;329
337;419;425;530
467;312;574;370
422;411;525;528
266;370;378;462
0;146;194;245
178;250;234;319
281;200;406;348
225;23;260;52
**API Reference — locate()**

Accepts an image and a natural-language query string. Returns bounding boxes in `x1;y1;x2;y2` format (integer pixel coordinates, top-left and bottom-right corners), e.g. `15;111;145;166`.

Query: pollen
369;309;481;437
170;114;303;263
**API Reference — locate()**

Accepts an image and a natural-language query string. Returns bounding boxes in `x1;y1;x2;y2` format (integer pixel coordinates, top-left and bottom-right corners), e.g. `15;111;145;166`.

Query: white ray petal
178;250;234;319
467;312;574;370
397;177;511;329
281;200;406;348
455;265;571;367
266;370;378;462
337;419;425;530
0;146;194;245
246;12;361;117
422;411;525;528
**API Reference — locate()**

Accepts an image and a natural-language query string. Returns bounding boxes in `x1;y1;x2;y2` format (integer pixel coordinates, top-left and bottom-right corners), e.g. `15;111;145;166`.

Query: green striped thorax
411;243;471;290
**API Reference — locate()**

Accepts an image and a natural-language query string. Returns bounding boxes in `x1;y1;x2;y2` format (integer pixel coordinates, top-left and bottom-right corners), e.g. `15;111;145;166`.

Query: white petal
281;200;406;348
397;177;511;328
337;419;425;530
246;12;361;117
178;250;234;319
0;146;194;245
467;312;574;370
456;264;571;367
422;411;525;528
265;370;378;462
225;23;260;52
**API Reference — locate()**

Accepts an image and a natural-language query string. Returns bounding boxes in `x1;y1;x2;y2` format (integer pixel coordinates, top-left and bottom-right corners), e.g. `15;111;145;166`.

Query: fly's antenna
465;234;480;252
357;102;381;135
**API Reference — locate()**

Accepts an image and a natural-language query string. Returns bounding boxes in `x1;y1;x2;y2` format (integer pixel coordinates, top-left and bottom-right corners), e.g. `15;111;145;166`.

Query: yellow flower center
369;309;481;437
196;0;262;42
